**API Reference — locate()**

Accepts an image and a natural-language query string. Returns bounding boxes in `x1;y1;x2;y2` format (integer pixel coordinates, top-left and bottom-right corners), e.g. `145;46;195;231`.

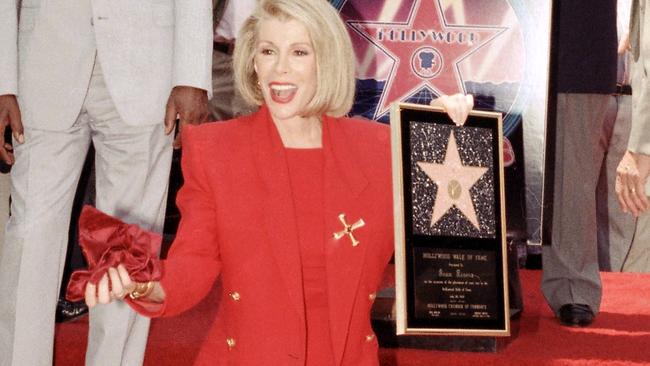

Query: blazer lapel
252;107;305;324
322;116;370;365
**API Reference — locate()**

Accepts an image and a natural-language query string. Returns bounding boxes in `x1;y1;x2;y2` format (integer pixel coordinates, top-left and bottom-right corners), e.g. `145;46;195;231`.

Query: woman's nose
274;53;290;74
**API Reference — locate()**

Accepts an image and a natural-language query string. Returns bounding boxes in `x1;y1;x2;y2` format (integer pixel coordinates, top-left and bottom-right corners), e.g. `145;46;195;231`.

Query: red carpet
54;270;650;365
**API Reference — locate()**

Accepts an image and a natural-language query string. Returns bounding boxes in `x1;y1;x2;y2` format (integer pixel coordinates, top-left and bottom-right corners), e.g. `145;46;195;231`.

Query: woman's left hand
431;93;474;126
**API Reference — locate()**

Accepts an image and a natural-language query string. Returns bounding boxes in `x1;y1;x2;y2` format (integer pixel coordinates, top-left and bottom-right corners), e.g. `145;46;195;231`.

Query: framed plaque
391;102;509;336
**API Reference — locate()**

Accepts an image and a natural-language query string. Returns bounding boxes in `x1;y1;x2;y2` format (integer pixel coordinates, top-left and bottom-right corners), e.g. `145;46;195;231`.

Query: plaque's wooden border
391;102;510;337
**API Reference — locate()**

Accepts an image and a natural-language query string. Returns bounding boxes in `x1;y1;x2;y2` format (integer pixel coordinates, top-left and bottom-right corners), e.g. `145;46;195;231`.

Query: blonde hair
233;0;356;117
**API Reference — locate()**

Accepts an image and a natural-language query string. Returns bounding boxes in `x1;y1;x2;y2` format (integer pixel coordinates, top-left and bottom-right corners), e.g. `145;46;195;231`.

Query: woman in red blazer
85;0;473;364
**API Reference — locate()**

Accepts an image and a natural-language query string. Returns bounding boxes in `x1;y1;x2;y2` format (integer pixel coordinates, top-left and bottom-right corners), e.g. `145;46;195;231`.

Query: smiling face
254;17;318;125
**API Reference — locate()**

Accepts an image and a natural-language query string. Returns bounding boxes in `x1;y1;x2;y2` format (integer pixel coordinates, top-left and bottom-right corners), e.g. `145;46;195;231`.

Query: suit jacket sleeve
629;0;650;155
172;0;213;96
0;0;18;95
131;125;222;317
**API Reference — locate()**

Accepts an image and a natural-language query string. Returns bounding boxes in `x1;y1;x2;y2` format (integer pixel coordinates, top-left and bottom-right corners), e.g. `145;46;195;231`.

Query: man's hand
615;150;650;216
0;94;25;165
164;86;209;149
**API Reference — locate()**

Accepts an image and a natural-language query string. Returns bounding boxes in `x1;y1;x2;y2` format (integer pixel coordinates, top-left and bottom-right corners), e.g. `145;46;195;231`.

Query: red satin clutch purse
65;205;163;302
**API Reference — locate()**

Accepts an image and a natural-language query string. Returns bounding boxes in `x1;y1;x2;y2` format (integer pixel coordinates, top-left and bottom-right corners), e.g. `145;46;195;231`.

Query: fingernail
17;134;24;144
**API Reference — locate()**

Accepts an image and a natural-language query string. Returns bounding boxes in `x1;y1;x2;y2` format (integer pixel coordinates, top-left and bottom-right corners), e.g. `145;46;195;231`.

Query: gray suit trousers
0;60;172;365
542;93;617;315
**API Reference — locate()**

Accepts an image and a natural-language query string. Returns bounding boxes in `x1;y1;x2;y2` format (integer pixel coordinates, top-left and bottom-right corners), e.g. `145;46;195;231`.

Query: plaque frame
391;102;509;337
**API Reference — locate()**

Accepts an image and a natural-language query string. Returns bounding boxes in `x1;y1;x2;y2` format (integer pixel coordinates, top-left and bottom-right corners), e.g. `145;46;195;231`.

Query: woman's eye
294;49;309;56
260;48;274;55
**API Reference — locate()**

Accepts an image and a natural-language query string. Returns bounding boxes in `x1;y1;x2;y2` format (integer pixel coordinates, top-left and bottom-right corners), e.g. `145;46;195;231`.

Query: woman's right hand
85;264;164;307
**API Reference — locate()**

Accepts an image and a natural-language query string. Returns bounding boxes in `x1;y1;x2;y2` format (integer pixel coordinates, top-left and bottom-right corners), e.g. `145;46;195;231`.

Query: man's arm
0;0;18;97
163;0;213;148
616;1;650;215
628;1;650;155
0;1;25;164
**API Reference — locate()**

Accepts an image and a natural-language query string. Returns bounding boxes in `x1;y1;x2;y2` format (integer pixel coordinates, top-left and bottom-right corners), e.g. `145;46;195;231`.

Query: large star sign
347;0;506;119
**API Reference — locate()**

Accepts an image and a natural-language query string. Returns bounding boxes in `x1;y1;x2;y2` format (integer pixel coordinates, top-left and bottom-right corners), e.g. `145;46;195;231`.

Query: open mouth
269;83;298;104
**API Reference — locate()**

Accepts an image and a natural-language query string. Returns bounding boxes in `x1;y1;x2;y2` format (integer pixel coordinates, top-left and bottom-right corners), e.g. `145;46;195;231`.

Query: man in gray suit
616;0;650;271
0;0;212;365
542;0;618;327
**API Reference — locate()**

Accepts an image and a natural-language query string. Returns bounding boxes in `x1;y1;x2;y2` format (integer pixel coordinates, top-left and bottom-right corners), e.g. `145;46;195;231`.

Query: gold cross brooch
333;213;365;247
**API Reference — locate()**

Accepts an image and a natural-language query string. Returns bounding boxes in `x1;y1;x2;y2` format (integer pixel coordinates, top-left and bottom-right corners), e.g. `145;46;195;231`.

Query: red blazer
136;107;394;365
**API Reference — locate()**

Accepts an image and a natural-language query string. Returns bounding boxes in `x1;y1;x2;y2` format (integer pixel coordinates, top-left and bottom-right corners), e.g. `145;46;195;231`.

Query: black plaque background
400;107;507;331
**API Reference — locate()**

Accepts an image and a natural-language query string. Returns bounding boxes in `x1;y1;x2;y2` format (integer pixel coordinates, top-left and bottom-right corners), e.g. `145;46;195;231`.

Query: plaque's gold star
417;131;488;230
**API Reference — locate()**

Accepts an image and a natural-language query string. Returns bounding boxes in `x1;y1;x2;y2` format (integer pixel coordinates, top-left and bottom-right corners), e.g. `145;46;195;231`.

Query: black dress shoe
558;303;594;327
55;298;89;323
